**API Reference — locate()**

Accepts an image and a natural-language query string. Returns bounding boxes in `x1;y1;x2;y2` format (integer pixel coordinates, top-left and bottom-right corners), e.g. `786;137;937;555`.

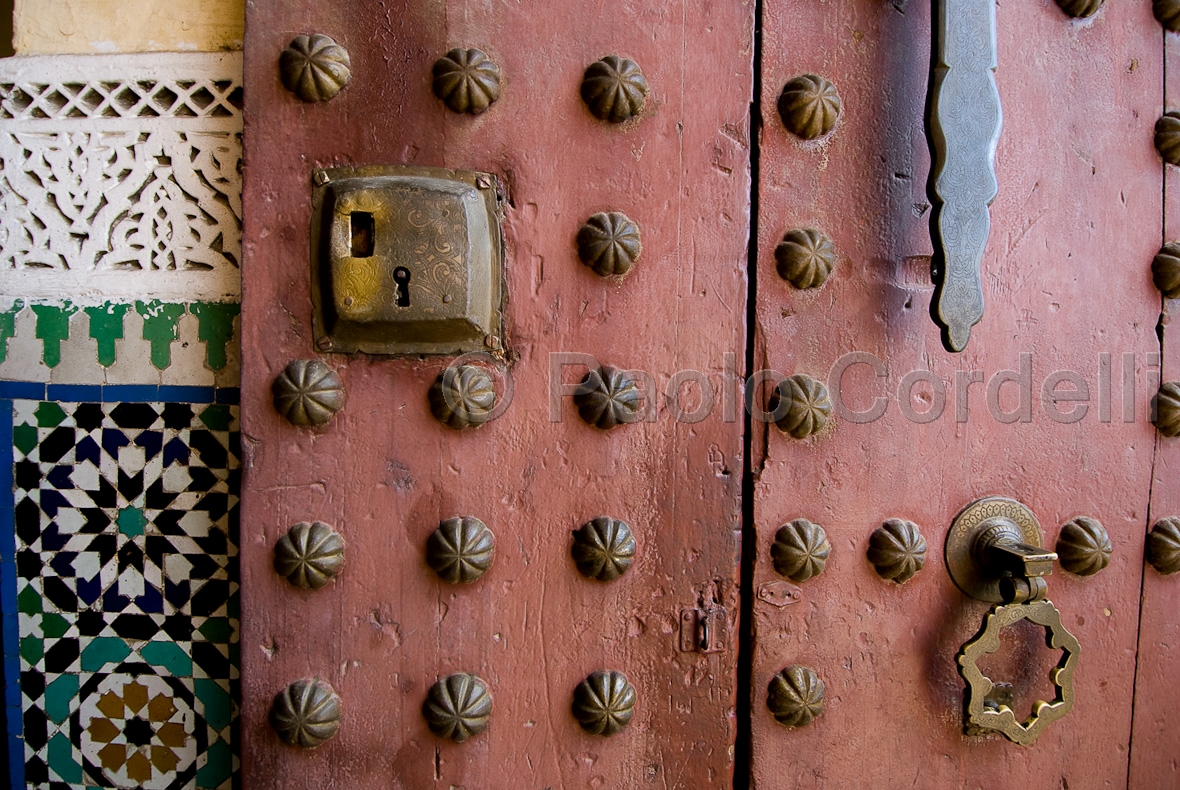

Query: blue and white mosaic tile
2;388;239;789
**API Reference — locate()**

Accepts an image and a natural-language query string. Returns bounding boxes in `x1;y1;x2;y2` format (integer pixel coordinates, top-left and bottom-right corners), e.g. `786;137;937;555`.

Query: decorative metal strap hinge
928;0;1003;352
679;606;729;653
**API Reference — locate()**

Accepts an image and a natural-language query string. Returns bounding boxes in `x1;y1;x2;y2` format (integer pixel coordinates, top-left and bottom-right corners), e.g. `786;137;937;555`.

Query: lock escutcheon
310;164;504;356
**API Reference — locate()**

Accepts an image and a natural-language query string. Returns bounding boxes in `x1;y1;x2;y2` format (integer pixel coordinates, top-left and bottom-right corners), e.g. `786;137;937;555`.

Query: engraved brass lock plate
310;164;504;356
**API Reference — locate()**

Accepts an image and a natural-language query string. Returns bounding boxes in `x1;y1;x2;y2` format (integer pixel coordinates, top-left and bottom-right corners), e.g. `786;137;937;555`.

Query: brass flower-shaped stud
768;373;832;439
771;518;831;583
432;47;502;114
423;673;492;742
581;55;649;123
572;670;637;736
1055;517;1112;577
571;517;637;581
867;518;927;583
426;516;496;583
577;212;643;277
1155;0;1180;31
270;678;342;748
1156;112;1180;167
778;74;841;140
1054;0;1103;17
429;365;496;430
767;666;825;728
273;359;346;427
279;34;351;103
775;228;835;289
1147;516;1180;575
574;366;643;429
274;521;346;589
1154;382;1180;437
1153;242;1180;298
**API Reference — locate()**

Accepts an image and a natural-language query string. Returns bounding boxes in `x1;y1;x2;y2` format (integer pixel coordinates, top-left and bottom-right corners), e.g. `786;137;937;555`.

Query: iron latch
680;606;729;653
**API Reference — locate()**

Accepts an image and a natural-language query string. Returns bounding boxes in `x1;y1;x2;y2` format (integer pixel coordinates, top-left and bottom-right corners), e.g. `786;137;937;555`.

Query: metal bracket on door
680;607;729;653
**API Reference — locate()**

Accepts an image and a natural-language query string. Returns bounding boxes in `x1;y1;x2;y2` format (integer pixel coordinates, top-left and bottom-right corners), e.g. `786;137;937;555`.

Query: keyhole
393;267;411;307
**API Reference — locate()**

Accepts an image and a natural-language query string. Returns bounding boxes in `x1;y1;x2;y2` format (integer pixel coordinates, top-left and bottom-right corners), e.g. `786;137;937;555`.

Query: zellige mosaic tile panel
7;396;239;789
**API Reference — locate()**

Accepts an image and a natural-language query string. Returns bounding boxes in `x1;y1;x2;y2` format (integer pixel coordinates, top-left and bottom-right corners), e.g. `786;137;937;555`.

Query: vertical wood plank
1127;22;1180;788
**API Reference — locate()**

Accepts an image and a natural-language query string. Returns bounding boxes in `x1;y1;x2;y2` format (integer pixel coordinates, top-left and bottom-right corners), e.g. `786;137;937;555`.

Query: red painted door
239;1;752;787
240;0;1179;787
750;0;1168;785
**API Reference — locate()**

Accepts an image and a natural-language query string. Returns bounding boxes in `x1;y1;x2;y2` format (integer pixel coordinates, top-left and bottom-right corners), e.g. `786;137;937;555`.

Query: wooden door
240;0;1180;788
239;1;752;788
750;0;1167;786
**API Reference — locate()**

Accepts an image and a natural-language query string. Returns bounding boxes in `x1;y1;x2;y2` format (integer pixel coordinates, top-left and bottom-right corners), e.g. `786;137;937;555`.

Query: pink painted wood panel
751;0;1161;785
241;1;752;788
1127;28;1180;789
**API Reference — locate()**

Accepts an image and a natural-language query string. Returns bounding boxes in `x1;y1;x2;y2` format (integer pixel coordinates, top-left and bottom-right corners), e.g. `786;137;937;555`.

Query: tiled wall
0;303;240;388
2;50;243;790
3;385;240;789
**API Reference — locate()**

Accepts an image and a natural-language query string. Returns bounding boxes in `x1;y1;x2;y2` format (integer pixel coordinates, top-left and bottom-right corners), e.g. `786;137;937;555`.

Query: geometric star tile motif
11;400;239;790
79;674;196;790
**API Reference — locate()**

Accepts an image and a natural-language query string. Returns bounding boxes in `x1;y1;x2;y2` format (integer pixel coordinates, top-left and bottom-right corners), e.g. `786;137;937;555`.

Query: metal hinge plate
680;606;729;653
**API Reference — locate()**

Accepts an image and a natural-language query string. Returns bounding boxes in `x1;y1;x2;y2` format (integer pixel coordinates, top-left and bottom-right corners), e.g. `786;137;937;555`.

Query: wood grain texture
241;1;752;787
1127;28;1180;790
752;0;1161;785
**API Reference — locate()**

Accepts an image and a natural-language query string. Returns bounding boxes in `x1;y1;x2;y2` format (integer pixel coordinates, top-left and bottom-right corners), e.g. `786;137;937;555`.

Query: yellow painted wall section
13;0;244;54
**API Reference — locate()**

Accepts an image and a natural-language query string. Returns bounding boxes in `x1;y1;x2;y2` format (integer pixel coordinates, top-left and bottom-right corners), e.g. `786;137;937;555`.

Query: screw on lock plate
945;496;1081;745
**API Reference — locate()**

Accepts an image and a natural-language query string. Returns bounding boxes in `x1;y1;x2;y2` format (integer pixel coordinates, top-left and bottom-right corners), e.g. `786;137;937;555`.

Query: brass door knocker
945;497;1081;745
